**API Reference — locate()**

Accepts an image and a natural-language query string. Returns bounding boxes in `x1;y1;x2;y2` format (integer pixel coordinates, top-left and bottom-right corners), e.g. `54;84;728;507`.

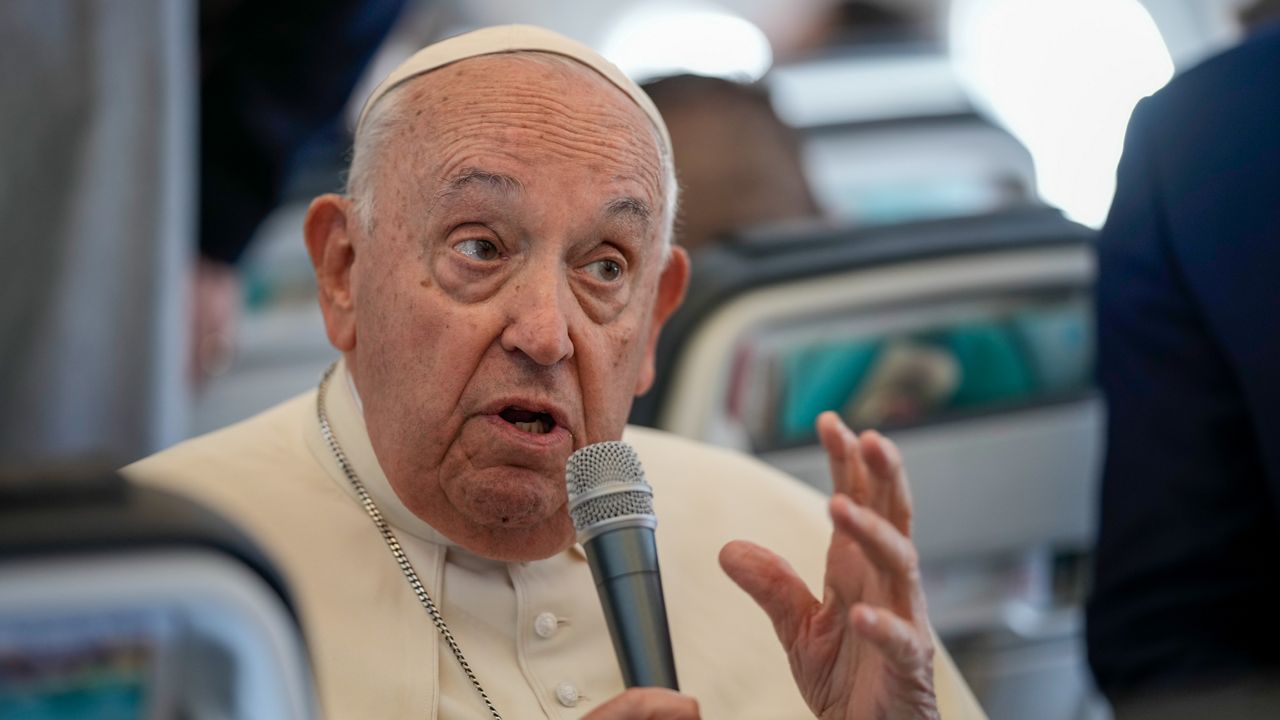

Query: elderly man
127;26;984;719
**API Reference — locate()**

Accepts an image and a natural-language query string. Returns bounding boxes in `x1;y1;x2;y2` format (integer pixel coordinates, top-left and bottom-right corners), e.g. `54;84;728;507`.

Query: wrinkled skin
720;413;940;720
305;54;689;562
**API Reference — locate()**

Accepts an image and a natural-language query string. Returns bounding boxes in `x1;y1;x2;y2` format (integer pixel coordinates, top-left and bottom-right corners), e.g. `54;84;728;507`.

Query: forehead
384;53;664;207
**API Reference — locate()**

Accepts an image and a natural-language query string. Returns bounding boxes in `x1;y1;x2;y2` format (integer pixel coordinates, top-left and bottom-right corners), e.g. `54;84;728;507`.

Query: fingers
582;687;701;719
850;603;935;679
859;430;914;532
817;411;870;503
830;495;916;580
831;496;927;620
817;412;914;533
719;540;820;648
858;429;901;480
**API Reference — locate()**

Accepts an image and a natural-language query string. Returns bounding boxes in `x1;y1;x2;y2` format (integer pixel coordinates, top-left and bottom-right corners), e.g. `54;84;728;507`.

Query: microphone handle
584;526;680;690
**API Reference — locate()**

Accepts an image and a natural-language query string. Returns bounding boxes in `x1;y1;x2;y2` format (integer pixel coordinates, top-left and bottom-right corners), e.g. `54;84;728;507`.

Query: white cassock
125;358;986;719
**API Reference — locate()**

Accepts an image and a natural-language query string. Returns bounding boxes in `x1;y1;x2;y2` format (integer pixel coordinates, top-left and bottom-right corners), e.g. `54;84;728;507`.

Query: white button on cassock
555;681;579;708
534;611;559;638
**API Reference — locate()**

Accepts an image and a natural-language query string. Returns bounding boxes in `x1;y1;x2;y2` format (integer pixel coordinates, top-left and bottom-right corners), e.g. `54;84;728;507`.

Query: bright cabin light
601;2;773;83
950;0;1174;227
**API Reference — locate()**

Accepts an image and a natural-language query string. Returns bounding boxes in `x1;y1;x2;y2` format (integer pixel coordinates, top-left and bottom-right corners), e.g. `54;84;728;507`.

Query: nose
499;267;575;367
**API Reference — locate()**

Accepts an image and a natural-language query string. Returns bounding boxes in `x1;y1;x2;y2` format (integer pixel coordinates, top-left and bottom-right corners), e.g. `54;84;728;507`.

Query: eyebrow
605;196;652;225
437;166;653;226
437;168;524;200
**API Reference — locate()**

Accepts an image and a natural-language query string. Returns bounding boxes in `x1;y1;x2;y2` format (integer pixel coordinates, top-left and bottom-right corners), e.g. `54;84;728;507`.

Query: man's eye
455;238;500;261
585;259;623;282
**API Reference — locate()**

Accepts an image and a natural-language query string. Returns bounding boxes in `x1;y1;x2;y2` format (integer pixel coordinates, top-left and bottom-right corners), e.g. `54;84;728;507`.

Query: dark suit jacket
199;0;405;265
1087;24;1280;702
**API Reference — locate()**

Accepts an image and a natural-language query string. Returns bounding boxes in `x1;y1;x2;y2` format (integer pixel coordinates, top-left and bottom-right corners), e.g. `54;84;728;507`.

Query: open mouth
498;406;557;435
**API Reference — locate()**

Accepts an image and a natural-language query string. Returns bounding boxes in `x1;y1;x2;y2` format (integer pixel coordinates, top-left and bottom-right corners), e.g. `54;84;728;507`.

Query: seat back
632;208;1098;562
0;467;316;720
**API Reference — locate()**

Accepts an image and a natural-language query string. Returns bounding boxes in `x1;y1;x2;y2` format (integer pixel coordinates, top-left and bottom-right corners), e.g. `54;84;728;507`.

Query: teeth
514;419;549;434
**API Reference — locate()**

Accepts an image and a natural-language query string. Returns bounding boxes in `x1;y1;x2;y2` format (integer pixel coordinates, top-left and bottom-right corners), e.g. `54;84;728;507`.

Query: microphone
566;441;679;690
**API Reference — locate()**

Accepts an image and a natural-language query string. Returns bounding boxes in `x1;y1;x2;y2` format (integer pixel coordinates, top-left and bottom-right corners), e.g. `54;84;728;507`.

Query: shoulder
1134;26;1280;143
121;389;363;572
124;391;326;508
1109;27;1280;260
1169;24;1280;98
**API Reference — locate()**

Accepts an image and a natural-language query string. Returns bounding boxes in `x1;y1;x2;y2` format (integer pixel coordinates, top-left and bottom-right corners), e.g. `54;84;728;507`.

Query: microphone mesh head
565;441;654;533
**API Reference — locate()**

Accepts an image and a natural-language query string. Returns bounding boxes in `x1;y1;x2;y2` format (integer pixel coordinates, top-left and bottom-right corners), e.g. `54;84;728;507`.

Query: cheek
570;273;631;325
433;248;508;304
356;269;498;447
361;240;486;365
576;318;651;443
368;298;484;395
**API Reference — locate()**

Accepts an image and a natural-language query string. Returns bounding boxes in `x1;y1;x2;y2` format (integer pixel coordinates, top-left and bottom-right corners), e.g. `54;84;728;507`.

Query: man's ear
304;194;358;352
634;245;691;396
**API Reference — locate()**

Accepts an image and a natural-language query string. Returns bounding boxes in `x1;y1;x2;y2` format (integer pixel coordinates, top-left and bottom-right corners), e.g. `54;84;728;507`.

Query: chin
461;514;576;563
443;471;574;561
453;464;561;518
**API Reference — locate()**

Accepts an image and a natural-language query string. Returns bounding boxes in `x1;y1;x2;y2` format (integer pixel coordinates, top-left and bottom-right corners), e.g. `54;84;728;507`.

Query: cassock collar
313;357;457;548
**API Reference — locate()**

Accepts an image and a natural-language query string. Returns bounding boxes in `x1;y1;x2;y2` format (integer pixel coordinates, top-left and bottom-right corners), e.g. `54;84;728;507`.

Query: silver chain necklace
316;363;503;720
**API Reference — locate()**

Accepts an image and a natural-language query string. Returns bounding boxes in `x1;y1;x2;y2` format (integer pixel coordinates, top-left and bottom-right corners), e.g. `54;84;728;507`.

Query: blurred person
641;74;821;253
0;0;405;464
1241;0;1280;29
193;0;406;382
1086;19;1280;715
126;26;985;719
817;0;934;48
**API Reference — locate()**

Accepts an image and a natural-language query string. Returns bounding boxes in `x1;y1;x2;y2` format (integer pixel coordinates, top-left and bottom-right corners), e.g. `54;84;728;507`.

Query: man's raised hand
719;411;939;720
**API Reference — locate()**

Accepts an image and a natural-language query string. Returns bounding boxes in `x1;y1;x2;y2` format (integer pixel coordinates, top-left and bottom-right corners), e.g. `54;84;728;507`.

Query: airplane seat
0;465;315;719
630;206;1104;719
